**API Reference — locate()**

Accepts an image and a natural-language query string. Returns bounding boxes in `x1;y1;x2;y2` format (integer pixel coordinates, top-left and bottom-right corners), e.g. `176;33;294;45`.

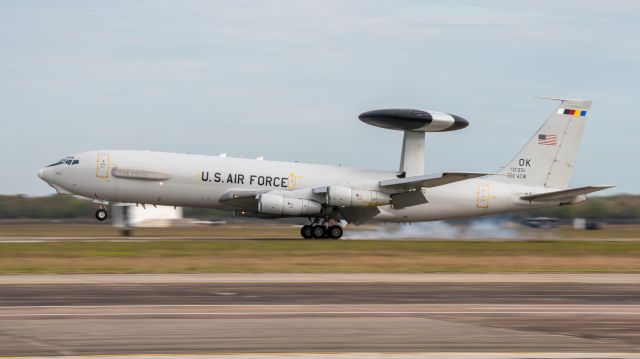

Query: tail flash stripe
558;108;588;117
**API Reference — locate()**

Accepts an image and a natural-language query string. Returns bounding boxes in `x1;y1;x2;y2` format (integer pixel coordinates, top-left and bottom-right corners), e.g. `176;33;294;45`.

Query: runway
1;275;640;357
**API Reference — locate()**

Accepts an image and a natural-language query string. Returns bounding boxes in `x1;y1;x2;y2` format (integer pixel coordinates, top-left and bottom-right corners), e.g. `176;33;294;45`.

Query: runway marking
469;305;640;309
2;311;640;317
7;353;640;359
4;304;640;308
3;302;640;317
3;273;640;284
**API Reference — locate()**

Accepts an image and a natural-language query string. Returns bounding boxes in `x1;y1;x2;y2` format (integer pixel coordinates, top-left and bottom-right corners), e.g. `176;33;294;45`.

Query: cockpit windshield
46;159;65;167
46;157;80;167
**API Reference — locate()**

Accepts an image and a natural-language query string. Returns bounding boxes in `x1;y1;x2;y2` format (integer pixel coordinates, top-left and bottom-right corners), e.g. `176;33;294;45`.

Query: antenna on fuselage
358;109;469;177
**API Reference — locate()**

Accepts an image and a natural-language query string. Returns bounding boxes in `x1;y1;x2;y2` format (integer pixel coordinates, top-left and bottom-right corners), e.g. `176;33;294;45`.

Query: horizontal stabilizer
520;185;615;202
380;172;490;189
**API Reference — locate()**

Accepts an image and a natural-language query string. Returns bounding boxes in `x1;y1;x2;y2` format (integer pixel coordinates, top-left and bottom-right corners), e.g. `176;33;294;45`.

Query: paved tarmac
7;355;640;359
1;275;640;357
3;273;640;284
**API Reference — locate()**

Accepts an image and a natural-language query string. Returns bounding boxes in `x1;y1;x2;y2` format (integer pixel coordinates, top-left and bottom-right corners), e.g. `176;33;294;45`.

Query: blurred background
0;1;638;196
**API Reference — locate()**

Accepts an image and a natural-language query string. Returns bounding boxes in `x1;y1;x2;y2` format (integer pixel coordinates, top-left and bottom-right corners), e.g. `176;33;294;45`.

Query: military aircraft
38;98;613;239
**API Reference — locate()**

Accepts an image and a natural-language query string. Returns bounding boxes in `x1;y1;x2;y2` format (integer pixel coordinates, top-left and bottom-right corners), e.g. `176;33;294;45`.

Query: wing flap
391;190;428;209
337;207;381;225
380;172;490;189
520;185;615;202
218;189;265;210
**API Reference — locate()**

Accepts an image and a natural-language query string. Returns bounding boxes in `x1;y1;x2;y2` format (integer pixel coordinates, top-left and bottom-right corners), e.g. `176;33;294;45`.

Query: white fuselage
38;150;556;223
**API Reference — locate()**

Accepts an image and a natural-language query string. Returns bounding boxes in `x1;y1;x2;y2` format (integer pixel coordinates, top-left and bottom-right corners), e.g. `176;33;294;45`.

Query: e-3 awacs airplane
38;98;613;239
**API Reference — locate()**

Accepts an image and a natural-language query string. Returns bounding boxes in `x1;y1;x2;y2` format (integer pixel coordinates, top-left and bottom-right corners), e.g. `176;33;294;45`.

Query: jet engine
257;193;322;216
326;186;391;207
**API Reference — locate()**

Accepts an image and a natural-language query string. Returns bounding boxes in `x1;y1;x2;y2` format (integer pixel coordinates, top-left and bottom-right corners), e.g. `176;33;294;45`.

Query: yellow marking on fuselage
287;172;303;190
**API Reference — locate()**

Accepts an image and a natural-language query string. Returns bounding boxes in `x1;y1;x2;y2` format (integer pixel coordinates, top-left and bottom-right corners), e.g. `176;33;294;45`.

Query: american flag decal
538;134;557;146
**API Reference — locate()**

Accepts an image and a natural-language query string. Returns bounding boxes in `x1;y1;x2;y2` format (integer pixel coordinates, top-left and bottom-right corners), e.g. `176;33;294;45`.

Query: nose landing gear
95;208;108;221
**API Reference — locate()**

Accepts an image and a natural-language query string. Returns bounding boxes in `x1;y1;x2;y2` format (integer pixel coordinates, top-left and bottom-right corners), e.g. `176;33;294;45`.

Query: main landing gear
95;208;108;221
300;221;344;240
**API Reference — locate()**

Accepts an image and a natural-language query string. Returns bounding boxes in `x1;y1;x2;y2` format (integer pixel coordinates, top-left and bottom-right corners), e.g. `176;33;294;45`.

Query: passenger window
72;160;79;165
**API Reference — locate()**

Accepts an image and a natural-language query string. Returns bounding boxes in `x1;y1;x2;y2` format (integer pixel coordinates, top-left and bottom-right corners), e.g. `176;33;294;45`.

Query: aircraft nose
37;168;45;180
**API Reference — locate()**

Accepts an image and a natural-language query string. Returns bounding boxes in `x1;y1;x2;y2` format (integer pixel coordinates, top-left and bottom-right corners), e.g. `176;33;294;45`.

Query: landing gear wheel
95;208;108;221
301;225;313;239
328;225;343;239
312;225;326;238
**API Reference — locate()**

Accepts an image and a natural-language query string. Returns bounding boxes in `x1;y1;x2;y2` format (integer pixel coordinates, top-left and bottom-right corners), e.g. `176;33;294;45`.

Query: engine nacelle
257;193;322;216
326;186;391;207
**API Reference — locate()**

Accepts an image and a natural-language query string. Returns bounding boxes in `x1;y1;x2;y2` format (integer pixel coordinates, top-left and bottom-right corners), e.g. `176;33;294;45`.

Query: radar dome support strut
359;109;469;177
399;131;424;177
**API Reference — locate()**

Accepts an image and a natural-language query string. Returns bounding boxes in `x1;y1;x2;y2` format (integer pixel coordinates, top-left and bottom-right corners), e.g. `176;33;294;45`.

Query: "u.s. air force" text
201;171;289;188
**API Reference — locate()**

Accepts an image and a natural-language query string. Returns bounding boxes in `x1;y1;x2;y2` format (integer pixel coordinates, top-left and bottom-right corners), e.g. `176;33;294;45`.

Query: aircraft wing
520;185;615;202
379;172;490;189
377;172;490;210
219;172;491;214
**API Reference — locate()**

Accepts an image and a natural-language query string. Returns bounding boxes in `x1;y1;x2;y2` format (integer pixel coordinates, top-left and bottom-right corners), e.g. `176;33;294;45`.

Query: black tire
300;225;313;239
328;225;343;239
312;225;325;238
95;208;108;221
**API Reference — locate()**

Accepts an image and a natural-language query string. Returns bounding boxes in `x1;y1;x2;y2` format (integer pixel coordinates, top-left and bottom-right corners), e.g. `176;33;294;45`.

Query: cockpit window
47;156;78;167
46;159;65;167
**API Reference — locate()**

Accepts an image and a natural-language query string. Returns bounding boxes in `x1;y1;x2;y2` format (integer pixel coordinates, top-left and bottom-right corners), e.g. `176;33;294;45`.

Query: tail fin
495;98;591;189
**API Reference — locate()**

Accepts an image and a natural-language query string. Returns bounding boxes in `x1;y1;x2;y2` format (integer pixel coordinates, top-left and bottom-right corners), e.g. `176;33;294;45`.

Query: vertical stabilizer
495;98;591;189
399;131;425;177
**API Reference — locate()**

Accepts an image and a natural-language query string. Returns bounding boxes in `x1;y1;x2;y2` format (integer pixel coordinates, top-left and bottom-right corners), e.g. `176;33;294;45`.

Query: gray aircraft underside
38;98;614;238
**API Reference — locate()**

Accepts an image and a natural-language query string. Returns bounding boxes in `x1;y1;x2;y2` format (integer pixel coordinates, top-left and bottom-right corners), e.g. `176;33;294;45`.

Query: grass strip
1;239;639;273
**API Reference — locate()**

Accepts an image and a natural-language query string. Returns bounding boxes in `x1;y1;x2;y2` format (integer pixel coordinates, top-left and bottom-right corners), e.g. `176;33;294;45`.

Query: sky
0;0;638;196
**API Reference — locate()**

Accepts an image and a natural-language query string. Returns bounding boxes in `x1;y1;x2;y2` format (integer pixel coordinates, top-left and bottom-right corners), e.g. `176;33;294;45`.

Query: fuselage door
477;184;489;208
96;154;110;178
